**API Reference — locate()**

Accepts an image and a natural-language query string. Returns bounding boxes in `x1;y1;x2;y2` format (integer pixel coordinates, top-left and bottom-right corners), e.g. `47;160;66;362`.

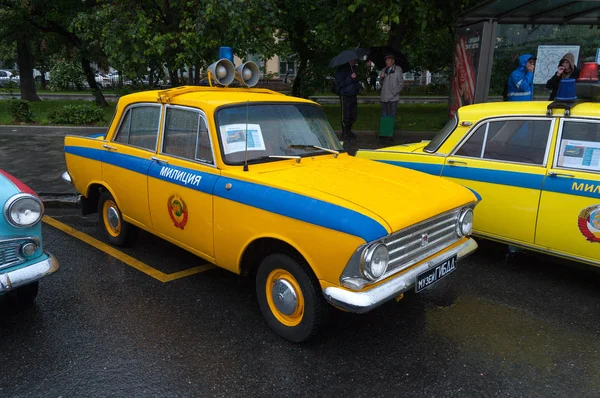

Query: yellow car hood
239;155;476;236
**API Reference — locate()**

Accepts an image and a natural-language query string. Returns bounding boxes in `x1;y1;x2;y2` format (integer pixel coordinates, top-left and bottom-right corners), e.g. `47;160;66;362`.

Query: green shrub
8;100;34;122
2;81;19;98
48;60;85;91
48;104;105;125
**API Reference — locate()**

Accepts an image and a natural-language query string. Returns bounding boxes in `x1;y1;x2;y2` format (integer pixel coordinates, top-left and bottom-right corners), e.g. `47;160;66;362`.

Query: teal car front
0;169;59;305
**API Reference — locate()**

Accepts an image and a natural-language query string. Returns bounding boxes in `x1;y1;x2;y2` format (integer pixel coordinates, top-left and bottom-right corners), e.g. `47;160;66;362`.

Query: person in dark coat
546;52;579;100
335;60;361;140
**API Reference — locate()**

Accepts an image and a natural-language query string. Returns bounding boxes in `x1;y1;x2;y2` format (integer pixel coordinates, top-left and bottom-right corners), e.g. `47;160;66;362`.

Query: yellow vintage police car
62;61;478;342
357;80;600;269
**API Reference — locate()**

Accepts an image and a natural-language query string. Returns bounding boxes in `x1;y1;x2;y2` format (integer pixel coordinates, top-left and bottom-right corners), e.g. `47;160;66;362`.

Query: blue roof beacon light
219;46;234;65
555;78;577;102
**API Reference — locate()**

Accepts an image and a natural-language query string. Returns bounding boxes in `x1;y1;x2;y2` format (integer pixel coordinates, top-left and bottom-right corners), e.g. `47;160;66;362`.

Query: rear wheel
98;191;137;246
6;281;39;307
256;253;329;342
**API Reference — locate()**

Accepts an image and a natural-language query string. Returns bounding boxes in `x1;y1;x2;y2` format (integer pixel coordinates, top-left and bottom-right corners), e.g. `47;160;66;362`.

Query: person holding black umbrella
380;54;404;129
335;59;361;141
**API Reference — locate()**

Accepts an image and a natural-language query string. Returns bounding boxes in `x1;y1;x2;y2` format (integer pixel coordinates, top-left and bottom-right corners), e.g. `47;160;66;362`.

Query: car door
441;117;555;244
147;105;219;259
536;118;600;265
102;103;162;227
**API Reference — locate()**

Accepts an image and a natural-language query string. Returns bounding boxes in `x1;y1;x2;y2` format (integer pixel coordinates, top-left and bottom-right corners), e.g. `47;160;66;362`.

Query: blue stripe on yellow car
443;166;545;190
379;160;443;176
380;160;600;199
214;178;388;242
543;176;600;199
65;146;389;242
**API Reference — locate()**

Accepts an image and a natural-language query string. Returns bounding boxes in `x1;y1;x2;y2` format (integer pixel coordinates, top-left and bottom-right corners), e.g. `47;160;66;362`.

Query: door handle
548;171;574;178
447;159;467;165
102;144;117;151
151;156;169;164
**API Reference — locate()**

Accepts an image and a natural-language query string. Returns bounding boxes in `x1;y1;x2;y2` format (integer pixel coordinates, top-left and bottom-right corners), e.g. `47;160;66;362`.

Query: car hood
228;155;476;238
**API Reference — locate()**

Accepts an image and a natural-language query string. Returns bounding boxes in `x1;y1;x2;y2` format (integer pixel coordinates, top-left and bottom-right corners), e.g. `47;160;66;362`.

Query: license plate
415;255;457;293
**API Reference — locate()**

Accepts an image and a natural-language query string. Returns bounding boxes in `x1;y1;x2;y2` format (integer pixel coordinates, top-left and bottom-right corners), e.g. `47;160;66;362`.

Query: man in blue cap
506;54;536;101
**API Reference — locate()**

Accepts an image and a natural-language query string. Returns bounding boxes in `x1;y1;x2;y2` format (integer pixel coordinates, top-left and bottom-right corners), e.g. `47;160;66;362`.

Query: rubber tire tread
256;253;329;343
98;191;137;247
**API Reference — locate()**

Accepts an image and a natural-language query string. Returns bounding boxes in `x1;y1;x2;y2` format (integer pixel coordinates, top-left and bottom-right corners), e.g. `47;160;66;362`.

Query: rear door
441;117;555;243
536;118;600;265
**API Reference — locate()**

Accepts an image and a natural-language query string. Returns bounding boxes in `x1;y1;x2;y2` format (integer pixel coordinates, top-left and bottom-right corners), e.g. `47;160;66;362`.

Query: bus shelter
451;0;600;116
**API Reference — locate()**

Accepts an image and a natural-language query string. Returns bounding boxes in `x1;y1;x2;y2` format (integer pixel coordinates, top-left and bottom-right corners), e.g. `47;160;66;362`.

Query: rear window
424;116;458;153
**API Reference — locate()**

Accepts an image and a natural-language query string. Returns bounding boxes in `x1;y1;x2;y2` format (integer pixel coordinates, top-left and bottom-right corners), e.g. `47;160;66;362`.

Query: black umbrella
367;46;410;71
328;48;370;68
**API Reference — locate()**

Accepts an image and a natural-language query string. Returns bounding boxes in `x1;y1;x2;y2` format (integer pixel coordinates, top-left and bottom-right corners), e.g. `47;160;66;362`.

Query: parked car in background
357;82;600;269
0;69;19;87
0;169;59;306
62;85;479;342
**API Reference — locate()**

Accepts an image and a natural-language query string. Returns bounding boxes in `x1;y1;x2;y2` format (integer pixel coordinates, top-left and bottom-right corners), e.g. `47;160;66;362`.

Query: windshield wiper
233;155;301;165
288;145;340;156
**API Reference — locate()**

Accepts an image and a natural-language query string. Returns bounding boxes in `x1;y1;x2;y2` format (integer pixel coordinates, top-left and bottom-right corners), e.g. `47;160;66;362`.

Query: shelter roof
458;0;600;27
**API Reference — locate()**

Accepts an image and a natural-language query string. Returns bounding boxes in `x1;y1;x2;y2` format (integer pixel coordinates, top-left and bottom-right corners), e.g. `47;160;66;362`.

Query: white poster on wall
534;45;580;84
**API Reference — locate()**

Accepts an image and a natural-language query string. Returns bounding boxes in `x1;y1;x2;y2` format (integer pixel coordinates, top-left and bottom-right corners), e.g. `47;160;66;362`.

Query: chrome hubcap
271;279;297;315
107;206;120;230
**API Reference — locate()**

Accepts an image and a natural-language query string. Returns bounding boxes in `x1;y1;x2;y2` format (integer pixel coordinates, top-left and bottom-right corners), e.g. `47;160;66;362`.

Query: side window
483;120;551;165
163;108;213;164
115;109;131;144
556;121;600;173
455;124;486;157
114;106;160;151
0;71;7;78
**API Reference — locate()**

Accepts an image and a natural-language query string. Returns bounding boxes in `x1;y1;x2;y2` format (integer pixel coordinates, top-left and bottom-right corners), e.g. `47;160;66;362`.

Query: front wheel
98;191;137;246
256;253;329;342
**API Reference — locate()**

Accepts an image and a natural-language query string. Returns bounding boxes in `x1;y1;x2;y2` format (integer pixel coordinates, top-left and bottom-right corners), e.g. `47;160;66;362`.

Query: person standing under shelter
506;54;535;101
380;54;404;122
335;60;360;141
546;52;579;100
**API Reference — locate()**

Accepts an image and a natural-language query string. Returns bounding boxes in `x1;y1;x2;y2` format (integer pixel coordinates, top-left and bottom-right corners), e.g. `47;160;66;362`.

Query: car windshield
216;103;343;164
424;115;458;153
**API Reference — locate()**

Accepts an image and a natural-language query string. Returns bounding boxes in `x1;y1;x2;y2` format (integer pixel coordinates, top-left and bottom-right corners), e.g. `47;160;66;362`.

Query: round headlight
4;194;44;228
362;243;389;281
457;208;474;237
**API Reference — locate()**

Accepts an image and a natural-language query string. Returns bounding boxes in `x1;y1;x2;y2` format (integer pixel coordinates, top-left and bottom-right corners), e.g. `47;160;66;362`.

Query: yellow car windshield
216;103;343;165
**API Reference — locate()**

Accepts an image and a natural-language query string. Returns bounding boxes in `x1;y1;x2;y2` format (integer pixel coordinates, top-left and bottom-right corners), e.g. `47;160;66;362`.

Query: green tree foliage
48;60;86;91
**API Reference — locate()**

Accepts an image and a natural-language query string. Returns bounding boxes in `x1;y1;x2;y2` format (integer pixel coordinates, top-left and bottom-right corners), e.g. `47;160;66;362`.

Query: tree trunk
188;64;193;85
291;56;307;98
81;58;108;107
16;37;40;102
169;69;179;87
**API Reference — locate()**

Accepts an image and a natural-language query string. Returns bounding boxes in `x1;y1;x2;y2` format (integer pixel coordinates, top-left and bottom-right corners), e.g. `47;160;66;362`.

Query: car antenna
243;100;250;172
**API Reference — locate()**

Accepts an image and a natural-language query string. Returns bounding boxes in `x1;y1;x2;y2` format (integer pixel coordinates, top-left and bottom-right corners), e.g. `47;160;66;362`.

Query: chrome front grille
383;209;461;275
0;241;26;270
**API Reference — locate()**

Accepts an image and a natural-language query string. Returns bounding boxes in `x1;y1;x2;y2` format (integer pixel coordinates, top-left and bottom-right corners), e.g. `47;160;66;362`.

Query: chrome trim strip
0;252;59;292
323;238;477;313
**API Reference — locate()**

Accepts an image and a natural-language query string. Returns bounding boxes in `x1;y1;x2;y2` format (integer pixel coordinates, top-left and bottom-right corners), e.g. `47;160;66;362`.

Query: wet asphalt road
1;209;599;397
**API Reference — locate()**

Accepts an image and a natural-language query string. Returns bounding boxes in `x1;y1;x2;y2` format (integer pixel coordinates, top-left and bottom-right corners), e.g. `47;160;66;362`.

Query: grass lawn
0;99;447;132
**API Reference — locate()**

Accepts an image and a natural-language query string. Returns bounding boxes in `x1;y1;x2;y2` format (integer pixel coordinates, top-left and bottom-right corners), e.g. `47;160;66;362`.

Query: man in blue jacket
506;54;536;101
335;60;361;140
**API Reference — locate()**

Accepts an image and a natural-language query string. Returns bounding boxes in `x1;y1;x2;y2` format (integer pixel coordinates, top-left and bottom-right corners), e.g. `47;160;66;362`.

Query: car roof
457;100;600;120
119;86;316;111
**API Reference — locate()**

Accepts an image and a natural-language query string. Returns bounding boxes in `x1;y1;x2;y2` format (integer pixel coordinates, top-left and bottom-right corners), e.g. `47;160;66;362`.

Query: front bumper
0;252;59;293
323;238;477;313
